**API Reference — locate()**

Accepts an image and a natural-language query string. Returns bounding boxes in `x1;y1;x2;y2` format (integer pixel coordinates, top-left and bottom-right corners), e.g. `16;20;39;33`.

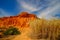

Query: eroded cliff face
0;12;37;29
0;12;37;40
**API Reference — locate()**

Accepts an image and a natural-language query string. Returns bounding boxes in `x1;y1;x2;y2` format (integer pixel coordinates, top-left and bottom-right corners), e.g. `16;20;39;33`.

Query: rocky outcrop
0;12;37;29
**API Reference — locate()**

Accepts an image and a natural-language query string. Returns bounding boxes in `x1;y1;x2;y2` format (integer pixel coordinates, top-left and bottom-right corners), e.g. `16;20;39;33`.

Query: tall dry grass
29;18;60;40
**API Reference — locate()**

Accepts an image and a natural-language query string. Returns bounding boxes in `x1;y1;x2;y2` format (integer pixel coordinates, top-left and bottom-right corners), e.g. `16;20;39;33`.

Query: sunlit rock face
0;12;37;32
0;12;37;40
19;12;37;18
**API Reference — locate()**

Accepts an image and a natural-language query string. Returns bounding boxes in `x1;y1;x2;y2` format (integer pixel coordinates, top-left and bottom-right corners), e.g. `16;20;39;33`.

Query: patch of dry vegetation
29;18;60;40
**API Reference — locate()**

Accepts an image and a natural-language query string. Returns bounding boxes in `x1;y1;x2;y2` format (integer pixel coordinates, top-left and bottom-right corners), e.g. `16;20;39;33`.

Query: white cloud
17;0;60;19
38;0;60;19
17;0;41;12
21;2;37;12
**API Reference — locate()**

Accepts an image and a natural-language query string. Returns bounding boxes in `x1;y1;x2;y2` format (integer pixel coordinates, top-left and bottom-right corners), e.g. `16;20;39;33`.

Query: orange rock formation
0;12;37;29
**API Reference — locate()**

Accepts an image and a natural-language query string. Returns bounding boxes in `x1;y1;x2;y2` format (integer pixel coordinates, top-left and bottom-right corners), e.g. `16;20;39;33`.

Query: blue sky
0;0;60;19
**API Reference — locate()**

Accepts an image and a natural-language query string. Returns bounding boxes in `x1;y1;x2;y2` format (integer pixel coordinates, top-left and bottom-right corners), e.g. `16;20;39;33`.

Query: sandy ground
12;27;47;40
12;27;32;40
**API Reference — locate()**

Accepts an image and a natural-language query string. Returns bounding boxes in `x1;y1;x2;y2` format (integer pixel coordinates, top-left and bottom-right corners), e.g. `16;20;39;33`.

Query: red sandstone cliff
0;12;37;29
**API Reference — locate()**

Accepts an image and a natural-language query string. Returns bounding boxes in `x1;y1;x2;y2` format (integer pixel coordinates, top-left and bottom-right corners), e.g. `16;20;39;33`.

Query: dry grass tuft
29;18;60;40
